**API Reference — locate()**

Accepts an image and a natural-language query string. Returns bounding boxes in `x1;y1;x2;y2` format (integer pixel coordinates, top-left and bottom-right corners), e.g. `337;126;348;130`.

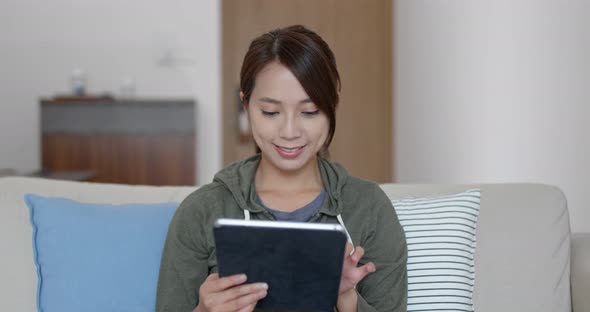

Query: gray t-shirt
257;189;326;222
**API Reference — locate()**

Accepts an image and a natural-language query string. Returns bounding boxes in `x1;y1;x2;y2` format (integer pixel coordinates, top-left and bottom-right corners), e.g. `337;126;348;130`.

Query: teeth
280;146;301;152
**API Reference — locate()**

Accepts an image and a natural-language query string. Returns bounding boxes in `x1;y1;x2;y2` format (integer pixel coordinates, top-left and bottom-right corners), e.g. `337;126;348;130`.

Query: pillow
25;194;178;312
392;189;481;312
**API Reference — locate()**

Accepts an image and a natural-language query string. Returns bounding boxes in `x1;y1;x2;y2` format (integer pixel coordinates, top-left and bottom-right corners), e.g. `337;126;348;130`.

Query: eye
261;110;279;117
302;110;320;116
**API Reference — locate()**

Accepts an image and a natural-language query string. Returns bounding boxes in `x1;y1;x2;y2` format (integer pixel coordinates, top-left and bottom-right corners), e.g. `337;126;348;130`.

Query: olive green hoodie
156;154;407;312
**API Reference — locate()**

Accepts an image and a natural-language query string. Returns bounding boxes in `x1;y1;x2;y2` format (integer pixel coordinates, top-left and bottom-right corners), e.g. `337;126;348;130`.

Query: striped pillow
392;189;481;312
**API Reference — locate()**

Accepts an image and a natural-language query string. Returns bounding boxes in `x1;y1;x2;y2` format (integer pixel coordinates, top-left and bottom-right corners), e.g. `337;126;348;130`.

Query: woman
156;25;407;312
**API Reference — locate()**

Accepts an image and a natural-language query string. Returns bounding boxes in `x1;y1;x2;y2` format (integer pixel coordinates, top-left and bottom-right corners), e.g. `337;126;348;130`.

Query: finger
344;242;354;257
199;273;219;295
347;266;372;285
343;262;377;286
208;274;247;293
221;282;268;302
236;303;256;312
206;273;220;281
349;246;364;263
224;289;267;312
353;262;376;277
360;261;376;273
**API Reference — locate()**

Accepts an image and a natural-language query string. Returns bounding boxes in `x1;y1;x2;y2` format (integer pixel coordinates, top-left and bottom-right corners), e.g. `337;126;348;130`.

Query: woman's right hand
194;273;268;312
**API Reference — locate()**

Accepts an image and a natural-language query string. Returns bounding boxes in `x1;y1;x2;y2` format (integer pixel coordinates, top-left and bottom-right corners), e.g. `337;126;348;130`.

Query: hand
194;273;268;312
339;243;376;295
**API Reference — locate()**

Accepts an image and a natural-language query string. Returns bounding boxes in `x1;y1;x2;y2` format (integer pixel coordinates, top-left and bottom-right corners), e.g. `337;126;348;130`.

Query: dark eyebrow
257;97;313;104
258;97;282;104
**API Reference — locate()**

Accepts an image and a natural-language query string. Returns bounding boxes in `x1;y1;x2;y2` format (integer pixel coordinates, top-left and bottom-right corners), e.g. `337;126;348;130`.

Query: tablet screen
214;219;347;311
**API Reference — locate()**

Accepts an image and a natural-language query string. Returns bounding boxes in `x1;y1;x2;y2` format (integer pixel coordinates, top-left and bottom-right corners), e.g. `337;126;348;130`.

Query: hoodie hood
212;154;349;217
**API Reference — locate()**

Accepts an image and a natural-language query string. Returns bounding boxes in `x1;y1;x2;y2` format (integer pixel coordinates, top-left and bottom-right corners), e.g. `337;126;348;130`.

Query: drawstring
338;213;358;289
244;209;250;221
337;214;355;255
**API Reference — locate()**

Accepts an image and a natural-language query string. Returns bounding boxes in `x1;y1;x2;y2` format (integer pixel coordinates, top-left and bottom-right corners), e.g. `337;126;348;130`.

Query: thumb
206;273;220;281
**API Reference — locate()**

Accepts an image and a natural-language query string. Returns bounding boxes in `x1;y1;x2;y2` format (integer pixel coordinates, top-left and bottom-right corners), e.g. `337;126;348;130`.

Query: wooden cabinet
40;99;196;185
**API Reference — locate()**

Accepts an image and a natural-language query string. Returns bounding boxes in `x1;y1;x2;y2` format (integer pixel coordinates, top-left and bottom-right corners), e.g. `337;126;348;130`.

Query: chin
271;158;308;172
263;151;315;173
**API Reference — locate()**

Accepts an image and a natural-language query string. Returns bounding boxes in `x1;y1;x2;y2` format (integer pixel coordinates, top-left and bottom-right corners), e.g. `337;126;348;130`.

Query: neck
255;156;323;193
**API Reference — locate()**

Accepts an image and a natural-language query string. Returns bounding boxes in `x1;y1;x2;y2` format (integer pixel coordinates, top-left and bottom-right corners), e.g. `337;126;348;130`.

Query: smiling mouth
275;145;305;152
273;144;306;158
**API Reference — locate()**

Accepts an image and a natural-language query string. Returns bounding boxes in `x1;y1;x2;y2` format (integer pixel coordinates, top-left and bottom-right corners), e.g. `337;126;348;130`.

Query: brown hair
240;25;341;156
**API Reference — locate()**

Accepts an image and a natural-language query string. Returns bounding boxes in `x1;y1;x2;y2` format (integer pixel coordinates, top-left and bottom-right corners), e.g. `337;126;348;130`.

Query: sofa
1;176;588;312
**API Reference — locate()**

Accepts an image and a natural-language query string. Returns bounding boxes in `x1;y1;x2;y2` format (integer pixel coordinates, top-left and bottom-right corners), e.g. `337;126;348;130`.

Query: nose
279;113;302;140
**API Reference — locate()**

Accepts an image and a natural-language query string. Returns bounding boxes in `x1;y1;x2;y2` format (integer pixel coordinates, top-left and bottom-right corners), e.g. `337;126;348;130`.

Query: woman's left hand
339;243;376;295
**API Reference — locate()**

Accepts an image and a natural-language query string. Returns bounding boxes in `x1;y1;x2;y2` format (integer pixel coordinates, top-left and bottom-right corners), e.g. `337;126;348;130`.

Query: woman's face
244;61;329;173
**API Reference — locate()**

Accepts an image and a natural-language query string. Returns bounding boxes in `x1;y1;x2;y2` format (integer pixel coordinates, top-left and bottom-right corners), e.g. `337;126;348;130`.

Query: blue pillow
25;194;178;312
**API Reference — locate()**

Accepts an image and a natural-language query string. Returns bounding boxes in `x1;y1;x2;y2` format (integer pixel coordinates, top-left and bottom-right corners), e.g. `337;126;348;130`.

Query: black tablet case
214;223;347;312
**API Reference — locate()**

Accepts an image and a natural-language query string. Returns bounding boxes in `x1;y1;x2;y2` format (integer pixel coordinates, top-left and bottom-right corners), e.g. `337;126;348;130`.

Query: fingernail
258;283;268;290
234;274;247;282
258;290;267;298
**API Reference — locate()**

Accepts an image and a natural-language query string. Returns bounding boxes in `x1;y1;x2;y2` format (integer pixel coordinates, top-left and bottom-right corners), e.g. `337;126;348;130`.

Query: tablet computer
213;218;347;312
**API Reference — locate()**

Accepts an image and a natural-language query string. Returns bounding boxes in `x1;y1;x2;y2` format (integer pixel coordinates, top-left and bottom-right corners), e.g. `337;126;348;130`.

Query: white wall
0;0;221;184
394;0;590;232
3;0;589;230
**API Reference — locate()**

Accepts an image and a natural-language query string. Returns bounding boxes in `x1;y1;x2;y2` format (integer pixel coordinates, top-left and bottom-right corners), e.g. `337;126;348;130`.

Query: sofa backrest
0;177;570;312
380;184;571;312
